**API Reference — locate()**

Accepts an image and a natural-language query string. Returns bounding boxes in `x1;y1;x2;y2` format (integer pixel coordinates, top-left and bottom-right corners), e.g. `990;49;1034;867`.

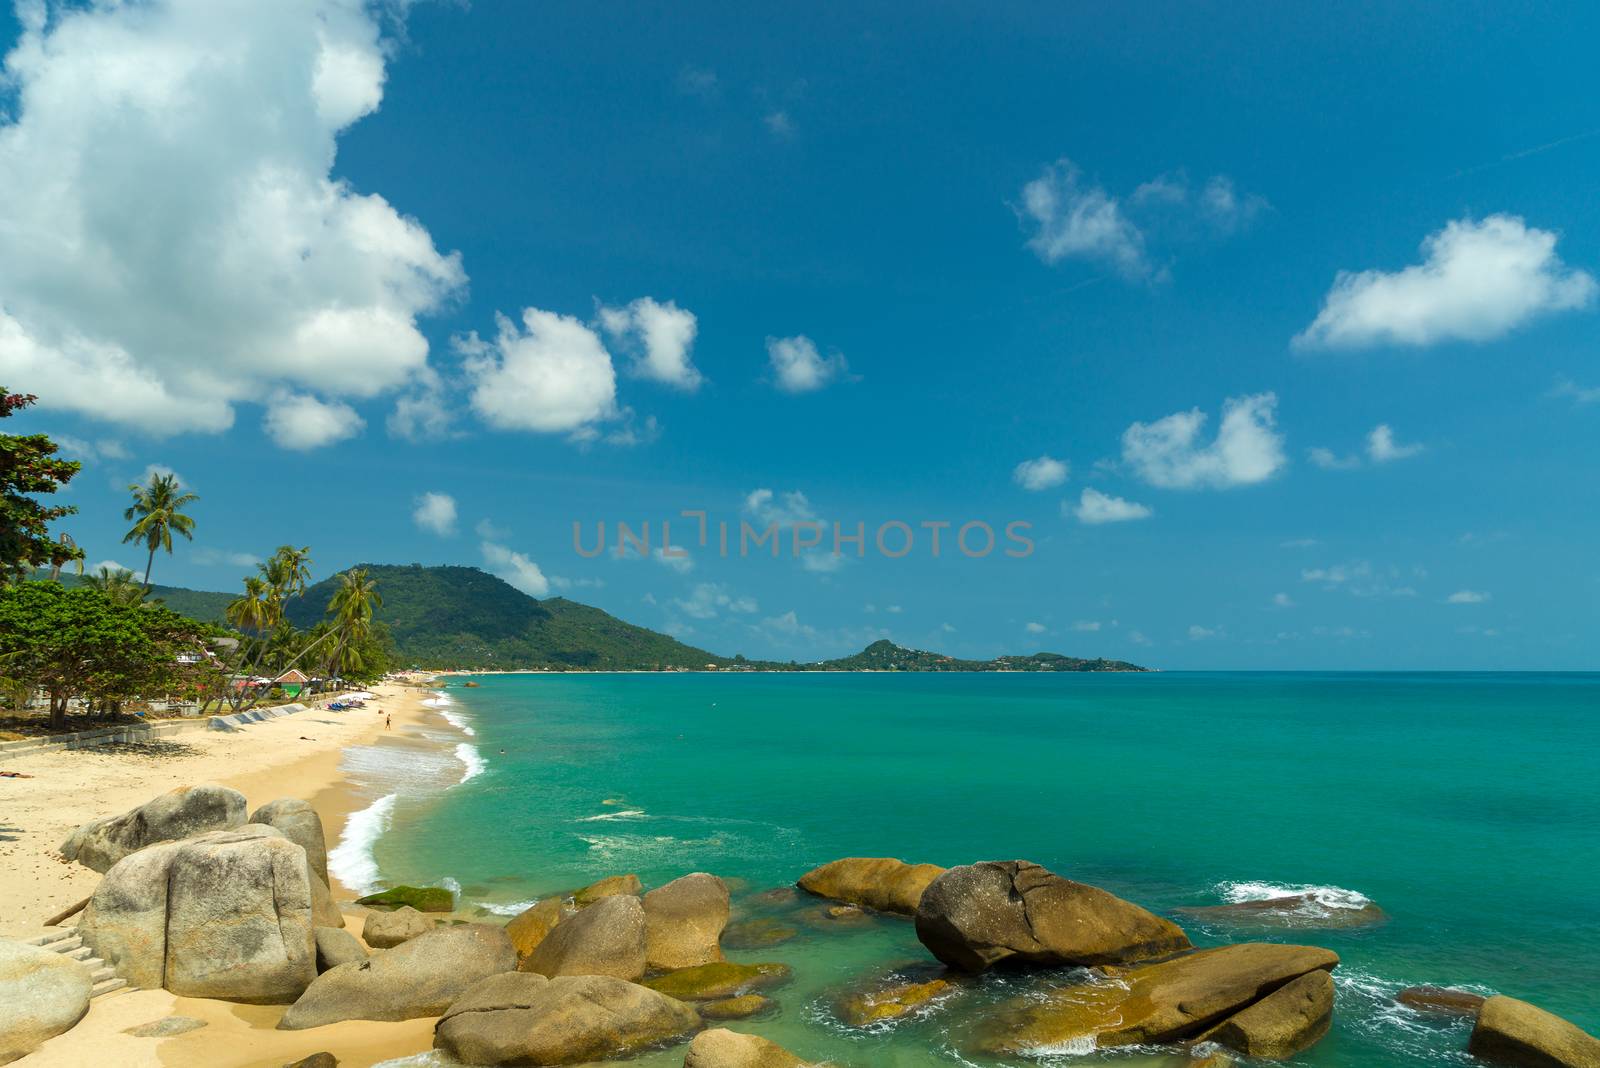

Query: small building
275;669;310;698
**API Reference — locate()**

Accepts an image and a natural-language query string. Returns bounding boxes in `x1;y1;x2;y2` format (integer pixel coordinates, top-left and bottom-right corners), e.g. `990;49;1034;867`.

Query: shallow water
357;672;1600;1066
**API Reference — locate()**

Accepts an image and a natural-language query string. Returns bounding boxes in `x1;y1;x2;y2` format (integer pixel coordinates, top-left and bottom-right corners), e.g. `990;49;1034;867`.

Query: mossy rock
701;994;776;1020
573;873;642;907
355;885;456;913
837;976;953;1027
643;961;792;1001
722;917;799;950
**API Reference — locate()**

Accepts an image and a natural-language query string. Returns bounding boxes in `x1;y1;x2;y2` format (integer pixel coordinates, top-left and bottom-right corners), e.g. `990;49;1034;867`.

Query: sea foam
1217;879;1373;914
327;792;397;896
455;743;486;784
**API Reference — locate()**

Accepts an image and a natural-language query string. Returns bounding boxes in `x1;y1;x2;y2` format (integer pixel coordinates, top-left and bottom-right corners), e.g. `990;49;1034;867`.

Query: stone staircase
21;927;133;999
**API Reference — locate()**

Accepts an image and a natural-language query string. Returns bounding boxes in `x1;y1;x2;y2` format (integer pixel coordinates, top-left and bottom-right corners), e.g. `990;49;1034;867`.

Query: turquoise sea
343;672;1600;1067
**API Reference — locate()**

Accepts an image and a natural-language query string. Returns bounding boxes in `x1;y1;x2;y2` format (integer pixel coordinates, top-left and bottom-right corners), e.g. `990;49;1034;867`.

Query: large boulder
314;927;368;972
683;1028;807;1068
61;784;246;873
0;939;93;1065
574;873;642;906
363;905;434;948
797;857;944;916
79;825;316;1002
701;994;775;1020
915;860;1191;972
1468;995;1600;1067
278;923;516;1029
644;873;730;971
976;942;1339;1054
1201;968;1335;1058
434;972;700;1066
644;961;792;1001
1396;985;1487;1018
248;798;330;885
507;898;568;964
309;871;344;929
524;893;646;981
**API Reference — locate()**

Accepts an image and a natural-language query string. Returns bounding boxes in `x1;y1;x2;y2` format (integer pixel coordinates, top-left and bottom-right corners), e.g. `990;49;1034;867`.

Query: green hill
811;638;1147;673
40;569;233;623
284;563;726;670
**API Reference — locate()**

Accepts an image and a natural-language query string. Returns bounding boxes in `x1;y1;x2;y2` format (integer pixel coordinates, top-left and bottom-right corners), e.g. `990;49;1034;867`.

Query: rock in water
362;905;434;948
1177;893;1386;930
60;784;247;873
1201;968;1335;1058
574;873;643;906
701;994;775;1020
507;898;567;964
644;873;730;971
721;918;798;950
797;857;945;916
1396;985;1488;1018
162;828;318;1003
353;885;455;912
1468;995;1600;1067
0;939;93;1064
434;972;700;1066
915;860;1191;972
278;923;516;1029
248;799;330;886
313;927;367;972
643;961;793;1001
976;942;1340;1054
683;1028;807;1068
524;893;647;981
836;974;954;1027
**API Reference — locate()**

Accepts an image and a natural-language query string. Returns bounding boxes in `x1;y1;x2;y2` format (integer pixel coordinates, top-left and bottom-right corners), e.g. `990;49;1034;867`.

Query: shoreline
2;675;477;1067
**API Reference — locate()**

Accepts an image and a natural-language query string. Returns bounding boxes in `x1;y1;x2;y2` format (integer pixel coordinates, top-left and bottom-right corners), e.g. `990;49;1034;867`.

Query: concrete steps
22;927;137;1000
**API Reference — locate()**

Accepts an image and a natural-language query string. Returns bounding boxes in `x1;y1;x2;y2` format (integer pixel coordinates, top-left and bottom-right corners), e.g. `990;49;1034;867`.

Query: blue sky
2;0;1597;668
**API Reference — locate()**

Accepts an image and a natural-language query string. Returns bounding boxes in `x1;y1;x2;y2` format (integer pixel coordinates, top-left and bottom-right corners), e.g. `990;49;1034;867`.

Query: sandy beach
1;678;462;1067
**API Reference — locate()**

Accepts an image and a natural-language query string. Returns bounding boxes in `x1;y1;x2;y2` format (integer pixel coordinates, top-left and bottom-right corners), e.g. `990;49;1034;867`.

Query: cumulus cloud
744;488;819;527
767;336;848;393
1446;589;1491;604
191;547;261;568
1366;424;1424;463
462;309;619;435
1013;455;1070;491
481;541;550;598
1550;376;1600;406
763;111;796;139
0;0;464;442
1072;620;1102;631
412;492;457;537
1308;446;1361;471
599;297;702;391
1024;622;1047;634
1273;592;1295;608
1188;625;1218;640
676;583;758;620
1072;487;1153;524
1121;393;1286;489
262;392;364;451
1294;214;1596;349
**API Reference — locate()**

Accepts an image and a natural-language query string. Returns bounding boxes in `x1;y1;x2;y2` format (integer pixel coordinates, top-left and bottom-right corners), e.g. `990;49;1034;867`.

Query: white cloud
1294;214;1596;349
191;547;261;568
675;583;757;620
886;605;903;614
84;559;143;582
1072;487;1153;524
1302;561;1372;585
599;297;702;391
462;309;619;436
475;518;509;541
653;547;694;574
1072;620;1102;632
1367;424;1424;463
1025;622;1047;634
1446;589;1491;604
1273;592;1295;608
387;368;456;442
412;492;457;537
1308;446;1361;471
136;463;188;490
1188;625;1218;640
1122;393;1286;489
744;488;819;527
1550;376;1600;405
481;541;550;598
262;391;364;451
52;435;127;463
0;0;464;440
767;335;848;393
763;110;796;139
677;66;718;98
760;609;815;638
1013;455;1070;491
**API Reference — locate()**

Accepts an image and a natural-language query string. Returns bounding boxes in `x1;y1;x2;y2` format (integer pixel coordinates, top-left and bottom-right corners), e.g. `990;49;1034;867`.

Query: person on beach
386;713;391;729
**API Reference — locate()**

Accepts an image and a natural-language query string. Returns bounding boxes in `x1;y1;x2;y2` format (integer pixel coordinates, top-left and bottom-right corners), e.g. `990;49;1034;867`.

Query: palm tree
121;473;198;591
86;565;146;606
326;568;382;678
226;575;270;634
261;545;312;624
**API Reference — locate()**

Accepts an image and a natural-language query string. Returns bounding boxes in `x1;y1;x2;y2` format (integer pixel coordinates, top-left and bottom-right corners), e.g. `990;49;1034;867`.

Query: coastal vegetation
0;385;83;583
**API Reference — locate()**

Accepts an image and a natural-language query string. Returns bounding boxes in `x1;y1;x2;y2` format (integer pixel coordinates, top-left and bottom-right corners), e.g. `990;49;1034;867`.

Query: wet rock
0;939;93;1064
976;942;1339;1053
354;885;454;912
916;860;1191;973
701;994;776;1020
797;857;945;916
523;893;647;981
1396;985;1488;1018
61;784;246;873
721;917;798;950
644;873;730;971
644;960;793;1001
1177;893;1386;930
1468;995;1600;1067
573;873;642;906
278;923;515;1029
684;1028;807;1068
837;974;954;1027
362;905;433;948
1202;968;1335;1058
434;972;699;1066
313;927;367;972
507;898;567;963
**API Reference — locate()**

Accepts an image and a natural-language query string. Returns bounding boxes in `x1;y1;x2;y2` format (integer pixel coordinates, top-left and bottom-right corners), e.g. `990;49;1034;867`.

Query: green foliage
815;638;1147;673
44;569;233;622
122;471;199;590
0;386;82;583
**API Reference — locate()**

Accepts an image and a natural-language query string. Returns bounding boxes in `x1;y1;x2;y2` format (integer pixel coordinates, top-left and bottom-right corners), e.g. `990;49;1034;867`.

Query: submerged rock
434;972;699;1066
976;942;1340;1054
0;939;93;1064
354;884;455;913
701;994;776;1020
1396;985;1488;1018
644;873;730;971
683;1028;808;1068
915;860;1191;973
797;857;945;916
248;798;330;886
573;873;642;906
1468;995;1600;1067
61;783;246;873
1177;892;1386;930
836;974;954;1027
523;893;647;981
1201;968;1335;1058
362;905;433;948
722;917;798;950
313;927;367;972
278;923;515;1029
644;960;792;1001
507;898;568;963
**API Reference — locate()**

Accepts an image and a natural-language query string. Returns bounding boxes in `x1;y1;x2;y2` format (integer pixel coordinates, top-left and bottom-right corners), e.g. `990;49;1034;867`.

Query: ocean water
345;672;1600;1067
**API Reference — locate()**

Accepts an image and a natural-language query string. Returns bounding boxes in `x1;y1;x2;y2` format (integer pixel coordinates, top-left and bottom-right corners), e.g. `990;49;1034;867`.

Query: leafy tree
85;565;147;607
122;472;198;591
0;386;83;583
